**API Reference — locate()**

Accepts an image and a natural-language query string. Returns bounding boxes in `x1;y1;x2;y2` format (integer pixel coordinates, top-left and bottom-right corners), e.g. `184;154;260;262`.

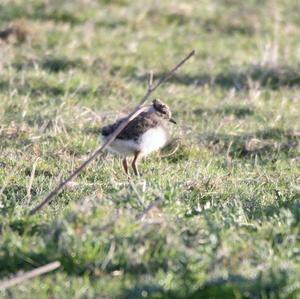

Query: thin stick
128;178;146;208
0;261;61;290
29;50;195;215
135;197;162;220
27;157;40;200
149;49;195;92
92;197;163;233
148;70;153;89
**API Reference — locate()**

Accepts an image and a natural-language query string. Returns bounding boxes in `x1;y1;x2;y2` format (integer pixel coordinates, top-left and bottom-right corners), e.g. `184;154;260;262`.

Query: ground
0;0;299;298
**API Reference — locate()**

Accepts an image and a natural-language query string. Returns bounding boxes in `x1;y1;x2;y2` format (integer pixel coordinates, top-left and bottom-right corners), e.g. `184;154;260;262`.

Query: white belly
138;126;169;156
101;126;169;157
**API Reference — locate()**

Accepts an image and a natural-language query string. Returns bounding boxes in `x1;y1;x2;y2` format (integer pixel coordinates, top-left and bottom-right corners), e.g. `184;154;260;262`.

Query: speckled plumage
101;110;163;141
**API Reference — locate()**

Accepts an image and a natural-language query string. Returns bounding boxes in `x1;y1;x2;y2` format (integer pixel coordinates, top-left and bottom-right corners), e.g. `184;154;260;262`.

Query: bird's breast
138;126;169;156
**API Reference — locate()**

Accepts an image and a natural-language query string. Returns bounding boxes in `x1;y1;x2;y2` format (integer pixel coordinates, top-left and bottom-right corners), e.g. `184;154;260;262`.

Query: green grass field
0;0;300;298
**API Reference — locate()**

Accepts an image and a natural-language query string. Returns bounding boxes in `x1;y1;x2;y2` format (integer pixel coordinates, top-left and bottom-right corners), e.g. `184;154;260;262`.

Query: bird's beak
169;118;177;124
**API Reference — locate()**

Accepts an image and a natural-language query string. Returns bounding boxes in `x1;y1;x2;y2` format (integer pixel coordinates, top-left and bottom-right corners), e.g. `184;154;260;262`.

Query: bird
100;98;176;176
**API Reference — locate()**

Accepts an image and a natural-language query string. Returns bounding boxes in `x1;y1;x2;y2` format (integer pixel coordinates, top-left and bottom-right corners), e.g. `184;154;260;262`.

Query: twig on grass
225;140;233;169
26;157;40;200
91;197;162;273
0;261;61;290
29;50;195;215
128;178;146;208
135;197;162;221
92;197;163;233
148;70;154;89
101;241;116;270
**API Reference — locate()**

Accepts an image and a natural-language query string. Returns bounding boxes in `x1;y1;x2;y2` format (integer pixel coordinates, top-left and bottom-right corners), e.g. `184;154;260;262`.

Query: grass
0;0;299;298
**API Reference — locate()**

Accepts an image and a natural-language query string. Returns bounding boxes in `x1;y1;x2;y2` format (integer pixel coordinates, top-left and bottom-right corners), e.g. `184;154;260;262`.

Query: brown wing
101;112;160;141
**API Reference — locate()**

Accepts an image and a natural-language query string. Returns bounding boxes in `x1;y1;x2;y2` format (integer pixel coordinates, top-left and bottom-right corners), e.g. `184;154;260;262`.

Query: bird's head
152;98;176;124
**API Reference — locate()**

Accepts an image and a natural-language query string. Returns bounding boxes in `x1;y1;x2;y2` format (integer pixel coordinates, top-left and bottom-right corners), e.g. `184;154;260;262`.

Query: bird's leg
132;151;141;177
122;158;129;175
